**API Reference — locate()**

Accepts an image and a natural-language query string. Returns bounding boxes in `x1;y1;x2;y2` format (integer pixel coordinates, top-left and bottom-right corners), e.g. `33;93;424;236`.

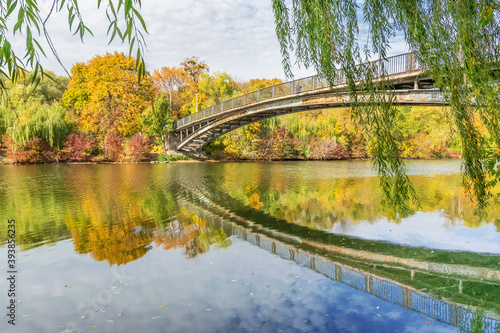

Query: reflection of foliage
216;162;500;228
0;164;233;263
69;221;152;266
152;207;231;258
248;193;264;210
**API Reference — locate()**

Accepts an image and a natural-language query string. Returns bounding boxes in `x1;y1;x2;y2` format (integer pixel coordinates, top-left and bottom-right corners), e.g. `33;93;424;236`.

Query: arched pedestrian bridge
170;52;446;152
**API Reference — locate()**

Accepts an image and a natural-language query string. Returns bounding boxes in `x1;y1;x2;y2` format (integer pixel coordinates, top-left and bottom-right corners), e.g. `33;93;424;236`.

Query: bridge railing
175;52;422;129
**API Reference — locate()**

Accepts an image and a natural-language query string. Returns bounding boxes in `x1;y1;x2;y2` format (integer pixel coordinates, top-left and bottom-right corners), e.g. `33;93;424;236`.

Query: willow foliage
1;98;72;148
272;0;500;211
0;0;148;85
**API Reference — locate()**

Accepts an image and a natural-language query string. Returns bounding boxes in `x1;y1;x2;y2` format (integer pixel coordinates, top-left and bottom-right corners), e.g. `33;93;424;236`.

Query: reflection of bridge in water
179;198;500;332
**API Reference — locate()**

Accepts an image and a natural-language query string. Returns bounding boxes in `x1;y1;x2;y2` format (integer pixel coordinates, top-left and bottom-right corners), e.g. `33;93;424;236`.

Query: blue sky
15;0;408;81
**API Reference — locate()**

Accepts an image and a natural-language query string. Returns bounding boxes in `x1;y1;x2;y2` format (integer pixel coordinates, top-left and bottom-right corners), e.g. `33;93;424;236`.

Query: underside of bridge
169;72;446;153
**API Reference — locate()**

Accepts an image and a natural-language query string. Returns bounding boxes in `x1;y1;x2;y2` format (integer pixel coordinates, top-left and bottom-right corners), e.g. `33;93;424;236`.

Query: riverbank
1;147;465;165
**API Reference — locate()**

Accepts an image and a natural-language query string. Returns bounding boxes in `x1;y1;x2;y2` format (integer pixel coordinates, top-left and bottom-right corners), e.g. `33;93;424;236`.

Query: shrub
310;138;350;160
126;133;150;161
447;150;462;159
104;132;123;161
4;135;57;163
64;133;96;162
158;154;191;162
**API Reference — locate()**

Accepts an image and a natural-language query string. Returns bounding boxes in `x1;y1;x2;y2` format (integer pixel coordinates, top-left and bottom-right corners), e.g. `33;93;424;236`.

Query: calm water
0;160;499;333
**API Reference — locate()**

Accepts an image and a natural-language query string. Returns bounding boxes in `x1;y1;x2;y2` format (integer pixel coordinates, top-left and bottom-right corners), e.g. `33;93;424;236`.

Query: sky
11;0;409;82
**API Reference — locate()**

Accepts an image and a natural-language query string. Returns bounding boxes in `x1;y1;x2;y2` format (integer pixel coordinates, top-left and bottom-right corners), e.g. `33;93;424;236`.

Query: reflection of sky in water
1;238;457;333
329;212;500;253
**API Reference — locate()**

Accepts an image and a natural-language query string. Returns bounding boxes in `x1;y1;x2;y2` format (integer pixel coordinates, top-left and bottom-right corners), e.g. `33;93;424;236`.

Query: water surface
0;160;499;332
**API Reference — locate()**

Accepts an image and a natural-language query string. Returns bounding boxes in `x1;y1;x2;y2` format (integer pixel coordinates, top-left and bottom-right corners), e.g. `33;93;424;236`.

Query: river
0;160;499;332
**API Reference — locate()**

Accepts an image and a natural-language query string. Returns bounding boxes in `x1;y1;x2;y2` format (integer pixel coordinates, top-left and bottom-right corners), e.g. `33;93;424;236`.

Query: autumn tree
151;66;190;120
62;52;156;143
198;71;236;106
237;78;283;94
180;56;209;83
151;56;210;118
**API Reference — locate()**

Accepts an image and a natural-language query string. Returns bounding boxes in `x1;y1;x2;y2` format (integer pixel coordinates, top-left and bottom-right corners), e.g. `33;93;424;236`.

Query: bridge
169;52;446;152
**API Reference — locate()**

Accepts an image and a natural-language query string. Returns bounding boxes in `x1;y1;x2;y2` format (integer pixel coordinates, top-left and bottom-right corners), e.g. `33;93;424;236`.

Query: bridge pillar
165;132;179;153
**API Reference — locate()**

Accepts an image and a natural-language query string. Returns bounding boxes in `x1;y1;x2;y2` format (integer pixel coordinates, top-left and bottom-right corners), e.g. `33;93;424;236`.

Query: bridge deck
171;52;446;152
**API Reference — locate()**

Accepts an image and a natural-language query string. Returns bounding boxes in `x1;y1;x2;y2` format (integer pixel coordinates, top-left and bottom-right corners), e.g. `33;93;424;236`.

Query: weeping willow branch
272;0;500;210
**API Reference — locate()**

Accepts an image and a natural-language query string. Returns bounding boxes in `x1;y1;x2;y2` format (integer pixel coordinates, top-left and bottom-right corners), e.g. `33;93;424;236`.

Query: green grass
158;154;191;162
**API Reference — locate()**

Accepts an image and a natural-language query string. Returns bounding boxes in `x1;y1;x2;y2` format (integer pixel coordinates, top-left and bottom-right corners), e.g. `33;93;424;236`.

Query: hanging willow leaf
272;0;500;211
0;0;148;84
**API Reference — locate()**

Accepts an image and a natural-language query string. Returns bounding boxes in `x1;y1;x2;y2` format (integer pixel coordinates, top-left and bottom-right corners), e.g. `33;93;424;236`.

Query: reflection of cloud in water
330;211;500;253
4;239;457;333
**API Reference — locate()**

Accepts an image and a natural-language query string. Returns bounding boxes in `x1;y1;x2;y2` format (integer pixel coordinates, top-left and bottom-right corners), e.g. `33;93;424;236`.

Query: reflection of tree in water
70;221;153;265
152;207;231;258
67;203;231;265
216;165;500;230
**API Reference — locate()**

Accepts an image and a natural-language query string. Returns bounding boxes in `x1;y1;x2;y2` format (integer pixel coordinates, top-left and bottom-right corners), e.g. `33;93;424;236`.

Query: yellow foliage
62;52;156;141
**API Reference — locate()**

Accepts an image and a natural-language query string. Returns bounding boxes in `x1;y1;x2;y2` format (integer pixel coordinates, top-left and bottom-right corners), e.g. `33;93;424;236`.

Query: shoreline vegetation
0;147;461;165
0;52;475;166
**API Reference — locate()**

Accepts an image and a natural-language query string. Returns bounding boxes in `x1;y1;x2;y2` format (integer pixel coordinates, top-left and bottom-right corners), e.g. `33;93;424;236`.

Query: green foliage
157;154;190;162
1;97;72;149
140;93;173;136
0;70;72;150
0;0;148;85
271;0;500;209
198;71;236;106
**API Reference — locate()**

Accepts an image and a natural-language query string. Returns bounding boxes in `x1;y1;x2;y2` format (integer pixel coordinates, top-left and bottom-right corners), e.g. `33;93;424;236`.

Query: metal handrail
174;52;421;129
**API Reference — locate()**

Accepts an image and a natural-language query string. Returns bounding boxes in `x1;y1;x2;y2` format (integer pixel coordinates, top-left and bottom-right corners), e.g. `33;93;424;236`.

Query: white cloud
8;1;410;81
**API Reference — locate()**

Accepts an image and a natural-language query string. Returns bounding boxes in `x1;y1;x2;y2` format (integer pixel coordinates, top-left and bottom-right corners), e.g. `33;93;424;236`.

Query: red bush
4;136;57;163
126;133;150;161
447;150;462;159
64;133;95;162
104;132;123;161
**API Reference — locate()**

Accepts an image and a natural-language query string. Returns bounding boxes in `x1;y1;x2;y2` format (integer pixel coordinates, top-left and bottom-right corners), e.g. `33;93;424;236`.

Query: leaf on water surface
118;313;123;316
159;306;165;308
